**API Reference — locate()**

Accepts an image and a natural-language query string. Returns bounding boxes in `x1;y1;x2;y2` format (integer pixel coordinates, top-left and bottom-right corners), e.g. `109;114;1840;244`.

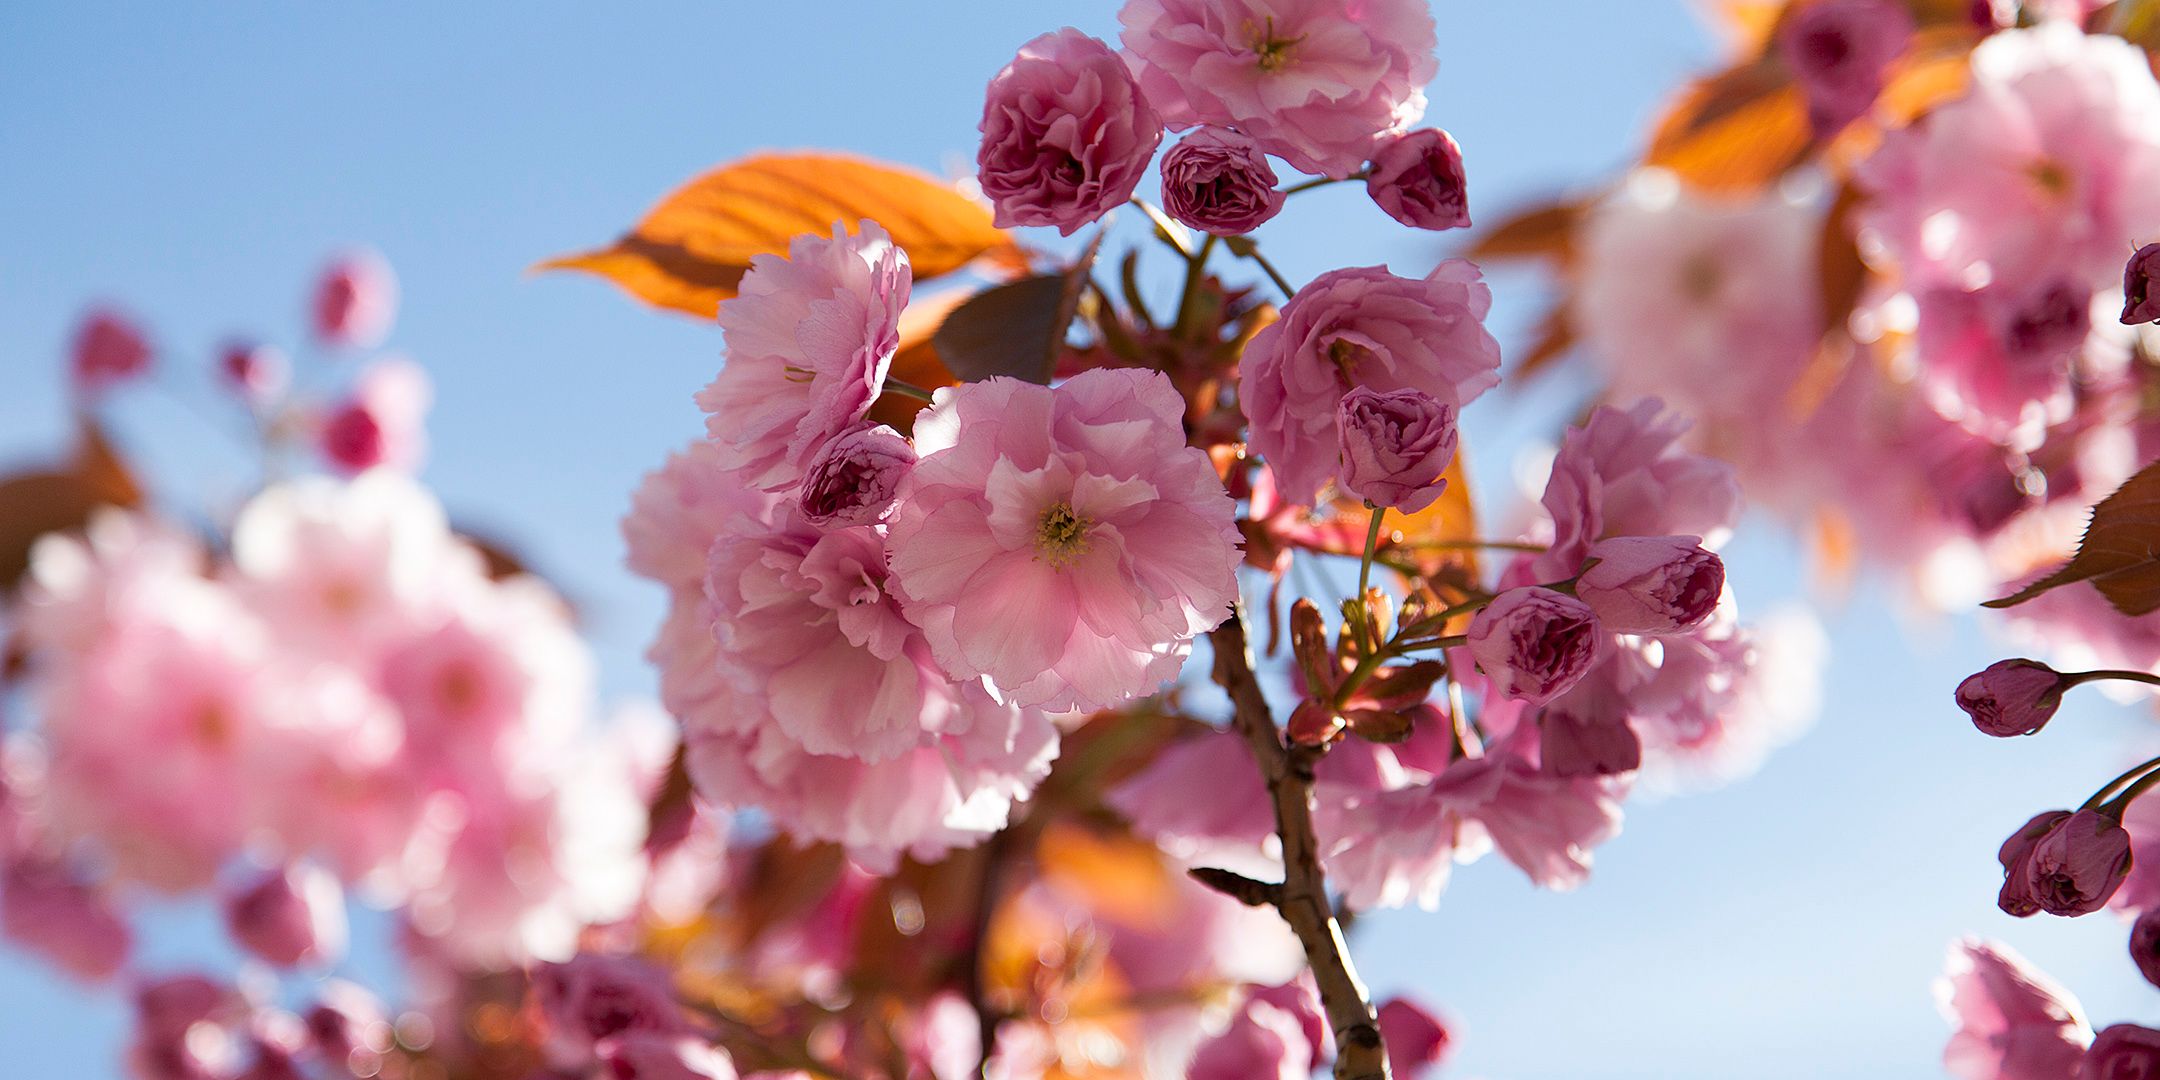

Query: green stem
1356;508;1386;602
1246;246;1298;302
2112;769;2160;816
1406;538;1549;554
884;377;937;403
1282;170;1368;197
2085;753;2160;811
1174;233;1220;337
2068;669;2160;690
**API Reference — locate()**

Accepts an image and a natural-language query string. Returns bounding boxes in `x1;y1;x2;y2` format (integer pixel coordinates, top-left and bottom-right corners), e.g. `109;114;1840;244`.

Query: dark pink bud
1956;659;2068;737
1336;386;1458;513
1575;535;1724;634
303;979;391;1072
1538;707;1642;778
1;854;132;982
223;863;345;968
532;953;690;1058
2123;243;2160;325
800;422;915;527
977;29;1163;236
1365;128;1469;232
311;249;397;349
129;973;249;1080
2131;908;2160;990
1467;587;1602;707
598;1033;739;1080
1998;810;2074;917
320;402;387;473
319;358;430;475
218;341;289;407
2081;1024;2160;1079
1777;0;1914;137
1377;997;1453;1079
2016;808;2133;917
1287;699;1344;747
1160;127;1284;236
71;308;153;394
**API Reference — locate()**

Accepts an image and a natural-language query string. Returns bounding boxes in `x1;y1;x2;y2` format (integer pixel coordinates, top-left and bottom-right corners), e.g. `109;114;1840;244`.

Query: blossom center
1246;16;1304;71
1680;251;1724;303
2027;157;2072;199
1035;501;1094;568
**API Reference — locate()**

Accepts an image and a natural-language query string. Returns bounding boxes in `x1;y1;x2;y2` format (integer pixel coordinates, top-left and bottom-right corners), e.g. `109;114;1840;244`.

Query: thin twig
1206;607;1391;1080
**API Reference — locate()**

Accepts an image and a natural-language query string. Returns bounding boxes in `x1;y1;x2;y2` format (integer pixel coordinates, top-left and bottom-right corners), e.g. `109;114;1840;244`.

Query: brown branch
1209;607;1392;1080
1188;865;1282;907
961;828;1012;1078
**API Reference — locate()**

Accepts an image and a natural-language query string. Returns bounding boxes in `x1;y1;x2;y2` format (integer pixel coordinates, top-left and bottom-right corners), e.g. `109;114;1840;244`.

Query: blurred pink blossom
312;249;397;349
1938;938;2092;1080
977;28;1162;235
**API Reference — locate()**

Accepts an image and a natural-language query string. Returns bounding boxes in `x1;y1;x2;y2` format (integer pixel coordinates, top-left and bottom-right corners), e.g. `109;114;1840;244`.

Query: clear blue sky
3;3;2156;1076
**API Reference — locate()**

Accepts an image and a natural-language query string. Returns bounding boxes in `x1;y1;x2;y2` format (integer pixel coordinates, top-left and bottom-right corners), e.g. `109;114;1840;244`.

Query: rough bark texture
1207;608;1391;1080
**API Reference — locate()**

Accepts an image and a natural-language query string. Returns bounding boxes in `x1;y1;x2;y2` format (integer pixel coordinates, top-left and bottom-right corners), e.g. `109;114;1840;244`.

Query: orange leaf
0;419;144;593
1987;458;2160;615
1509;302;1578;382
538;152;1024;319
1462;199;1590;266
1645;57;1814;194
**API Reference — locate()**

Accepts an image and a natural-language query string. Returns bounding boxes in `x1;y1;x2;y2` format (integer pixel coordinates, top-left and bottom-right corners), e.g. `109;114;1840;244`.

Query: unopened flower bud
1336;386;1458;513
800;423;914;528
1575;535;1724;634
1956;659;2068;737
2000;808;2131;917
2131;908;2160;990
2123;243;2160;325
71;308;152;395
312;249;397;349
218;341;289;407
223;862;345;968
2081;1024;2160;1078
1467;587;1602;706
1365;129;1469;232
1161;127;1284;236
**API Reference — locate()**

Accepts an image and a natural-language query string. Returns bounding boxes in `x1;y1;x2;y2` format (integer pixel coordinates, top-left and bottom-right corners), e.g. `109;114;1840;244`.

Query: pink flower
129;974;252;1080
888;367;1241;711
1108;728;1277;872
1957;659;2069;737
319;357;431;475
1240;261;1501;505
1159;127;1284;235
1778;0;1915;136
1118;0;1438;178
1187;999;1309;1080
71;308;153;394
1937;938;2092;1080
1537;657;1647;778
1377;997;1452;1079
1623;611;1824;794
1365;128;1469;231
2124;243;2160;324
1532;399;1742;581
302;980;390;1071
218;341;288;407
697;222;910;491
1434;736;1625;890
1335;386;1457;513
2082;1026;2160;1079
532;953;691;1061
599;1034;738;1080
1467;587;1602;707
798;422;914;528
1999;810;2076;917
2000;808;2131;917
0;854;132;982
1575;535;1724;634
2132;908;2160;989
977;28;1162;235
312;249;397;349
223;862;346;968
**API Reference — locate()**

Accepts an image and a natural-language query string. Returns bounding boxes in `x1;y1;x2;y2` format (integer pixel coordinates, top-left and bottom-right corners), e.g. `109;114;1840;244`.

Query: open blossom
1533;399;1742;581
1240;260;1501;504
1468;588;1602;707
312;248;397;348
532;952;691;1062
1778;0;1914;136
1365;128;1469;231
1187;999;1310;1080
1159;126;1283;235
1957;659;2069;737
1335;386;1457;513
978;29;1162;235
1575;535;1723;634
1118;0;1438;178
223;862;346;968
1378;997;1453;1079
2082;1026;2160;1079
798;422;913;528
696;221;910;490
71;307;152;393
1938;938;2093;1080
888;367;1241;711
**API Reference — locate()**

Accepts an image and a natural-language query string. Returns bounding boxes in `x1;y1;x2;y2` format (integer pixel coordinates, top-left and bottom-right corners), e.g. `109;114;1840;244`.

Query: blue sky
4;2;2157;1076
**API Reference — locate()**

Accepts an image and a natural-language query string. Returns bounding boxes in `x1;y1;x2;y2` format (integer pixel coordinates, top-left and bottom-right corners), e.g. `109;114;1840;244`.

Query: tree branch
1208;607;1392;1080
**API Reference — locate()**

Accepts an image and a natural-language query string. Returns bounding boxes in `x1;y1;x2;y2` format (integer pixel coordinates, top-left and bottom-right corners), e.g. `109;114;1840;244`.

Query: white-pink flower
1532;399;1742;581
1937;938;2093;1080
1118;0;1438;178
887;367;1241;712
697;221;910;491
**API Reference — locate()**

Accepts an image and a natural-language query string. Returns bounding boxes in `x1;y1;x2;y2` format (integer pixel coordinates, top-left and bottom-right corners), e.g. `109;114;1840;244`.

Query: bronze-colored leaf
1816;182;1869;339
1511;302;1578;382
538;152;1024;319
1986;459;2160;615
1462;199;1590;266
0;419;144;593
930;237;1099;386
1644;57;1814;193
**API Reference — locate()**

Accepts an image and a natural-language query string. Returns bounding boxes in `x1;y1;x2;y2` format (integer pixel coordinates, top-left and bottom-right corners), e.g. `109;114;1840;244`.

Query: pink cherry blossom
0;853;133;982
532;952;692;1063
320;356;431;475
1957;659;2069;737
798;422;913;528
1778;0;1915;136
1467;587;1602;707
1118;0;1438;178
1335;385;1457;513
1575;535;1724;634
218;341;289;407
1365;128;1469;231
1240;260;1501;505
977;28;1162;235
1937;938;2093;1080
223;862;346;968
1187;999;1310;1080
312;248;398;349
696;221;910;491
71;307;153;393
1532;398;1742;581
1160;126;1284;235
1377;996;1452;1078
887;367;1240;712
